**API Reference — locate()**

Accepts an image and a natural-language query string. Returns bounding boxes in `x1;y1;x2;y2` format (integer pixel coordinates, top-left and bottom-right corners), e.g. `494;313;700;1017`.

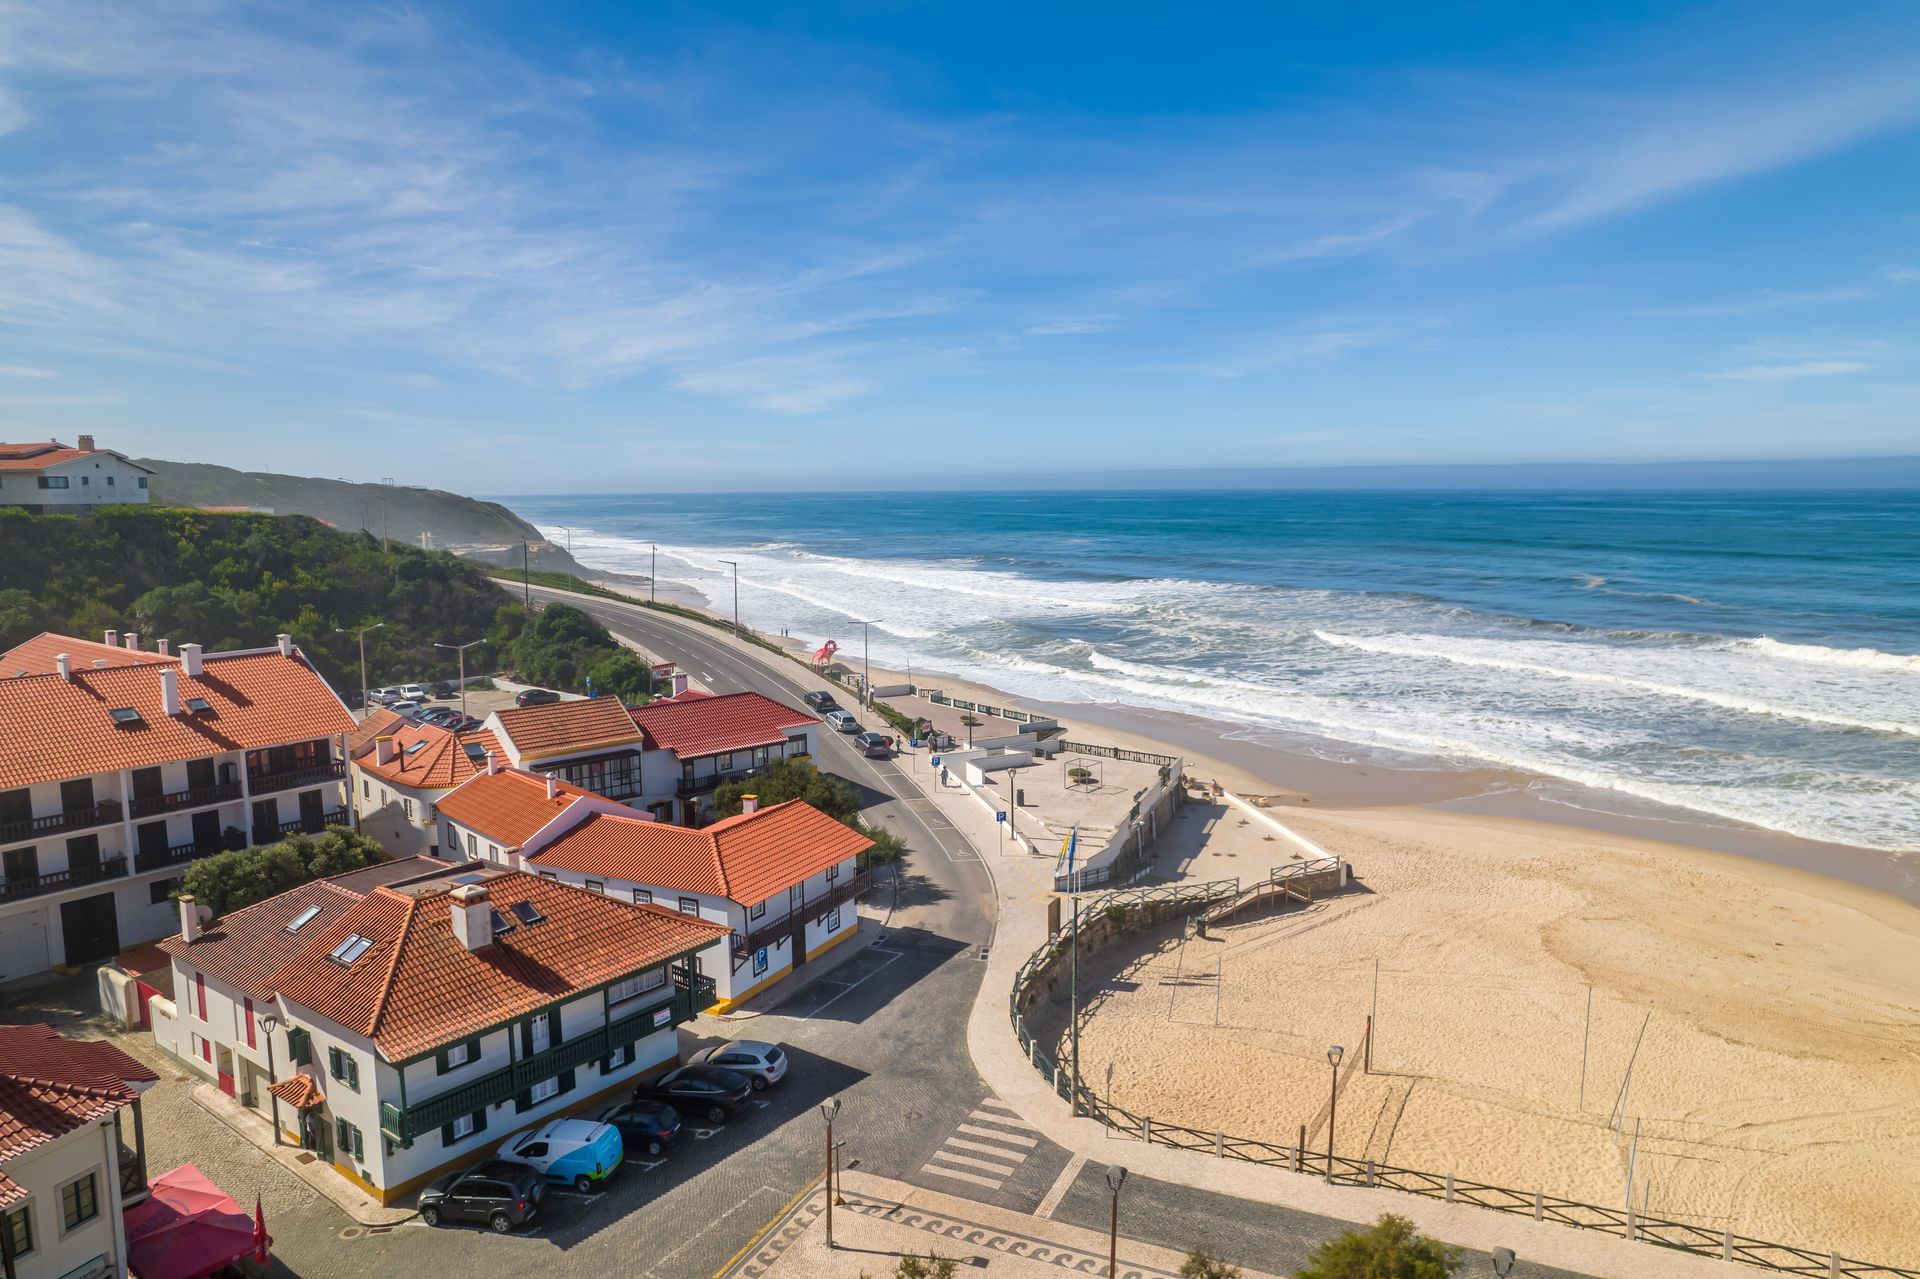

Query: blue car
496;1118;623;1194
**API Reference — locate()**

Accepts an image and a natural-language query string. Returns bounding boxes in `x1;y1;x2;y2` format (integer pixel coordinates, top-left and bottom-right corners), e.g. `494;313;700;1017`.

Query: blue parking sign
996;811;1007;823
930;756;942;768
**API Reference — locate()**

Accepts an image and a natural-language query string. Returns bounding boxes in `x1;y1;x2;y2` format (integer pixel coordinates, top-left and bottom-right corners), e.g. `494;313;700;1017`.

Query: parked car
803;690;839;713
515;688;561;707
386;699;422;718
416;707;462;727
368;687;403;705
632;1064;754;1124
418;1160;544;1233
447;715;484;733
341;689;365;710
852;731;892;759
592;1100;683;1157
823;709;861;734
427;680;457;699
397;683;429;701
496;1118;623;1195
688;1040;788;1091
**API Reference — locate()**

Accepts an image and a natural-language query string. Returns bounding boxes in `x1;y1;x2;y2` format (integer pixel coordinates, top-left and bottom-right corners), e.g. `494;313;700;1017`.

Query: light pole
558;526;572;557
1325;1044;1344;1183
650;545;657;606
333;622;384;718
832;1139;847;1206
257;1014;282;1147
1492;1247;1517;1277
853;620;874;708
1070;893;1081;1115
718;559;740;636
1104;1165;1127;1278
819;1098;841;1248
434;639;485;721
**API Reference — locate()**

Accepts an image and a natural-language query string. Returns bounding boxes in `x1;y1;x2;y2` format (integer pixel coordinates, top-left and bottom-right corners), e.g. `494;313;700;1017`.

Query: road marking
798;948;901;1020
955;1122;1039;1147
967;1108;1040;1131
703;1182;815;1279
1034;1153;1086;1220
944;1136;1029;1160
928;1150;1020;1176
918;1163;1005;1190
692;1127;720;1140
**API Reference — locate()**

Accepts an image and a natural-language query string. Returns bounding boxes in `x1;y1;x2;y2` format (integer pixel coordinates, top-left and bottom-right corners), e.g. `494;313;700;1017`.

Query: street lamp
819;1098;841;1249
832;1139;847;1206
650;545;657;606
433;639;485;721
257;1014;282;1147
1325;1044;1344;1183
853;620;874;708
333;622;384;720
558;526;573;557
1104;1165;1128;1279
719;559;740;637
1492;1247;1517;1277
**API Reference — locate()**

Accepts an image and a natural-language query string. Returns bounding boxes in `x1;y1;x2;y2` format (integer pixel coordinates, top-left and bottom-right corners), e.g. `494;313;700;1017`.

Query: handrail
129;780;244;819
0;800;123;846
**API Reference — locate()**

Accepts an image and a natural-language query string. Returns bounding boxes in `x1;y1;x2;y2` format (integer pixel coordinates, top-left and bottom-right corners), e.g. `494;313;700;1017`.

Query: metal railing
0;800;123;846
246;760;345;794
129;779;242;819
1055;740;1182;767
0;855;128;902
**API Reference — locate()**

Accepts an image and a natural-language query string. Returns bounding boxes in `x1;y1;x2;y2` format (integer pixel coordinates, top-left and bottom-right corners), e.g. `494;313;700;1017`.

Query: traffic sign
995;811;1007;823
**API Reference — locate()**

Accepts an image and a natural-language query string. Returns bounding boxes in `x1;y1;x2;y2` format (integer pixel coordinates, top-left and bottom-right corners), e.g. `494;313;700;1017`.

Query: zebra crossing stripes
920;1098;1036;1190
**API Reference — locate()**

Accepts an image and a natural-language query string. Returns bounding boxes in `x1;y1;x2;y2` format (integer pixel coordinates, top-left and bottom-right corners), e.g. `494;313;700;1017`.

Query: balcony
133;831;246;873
129;779;243;820
379;973;715;1143
0;800;123;847
0;855;128;903
676;769;752;798
247;760;344;795
252;810;348;846
731;872;872;961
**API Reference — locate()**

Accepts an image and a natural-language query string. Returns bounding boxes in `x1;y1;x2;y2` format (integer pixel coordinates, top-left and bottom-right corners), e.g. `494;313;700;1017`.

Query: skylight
489;910;515;936
328;934;373;965
404;740;428;757
108;707;143;726
510;901;545;927
285;905;323;933
185;696;214;715
452;872;486;886
461;742;488;763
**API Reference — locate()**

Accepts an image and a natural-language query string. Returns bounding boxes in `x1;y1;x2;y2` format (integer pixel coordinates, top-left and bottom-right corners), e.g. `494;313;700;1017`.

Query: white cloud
0;363;57;377
1708;360;1870;381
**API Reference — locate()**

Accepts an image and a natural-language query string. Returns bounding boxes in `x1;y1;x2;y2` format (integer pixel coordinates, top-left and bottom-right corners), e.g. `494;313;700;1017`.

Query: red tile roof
0;442;88;470
628;691;814;760
0;643;354;789
267;1074;325;1109
1;632;179;678
0;1025;154;1206
492;697;644;762
528;798;871;907
347;708;409;755
269;871;728;1061
434;768;600;850
354;722;500;790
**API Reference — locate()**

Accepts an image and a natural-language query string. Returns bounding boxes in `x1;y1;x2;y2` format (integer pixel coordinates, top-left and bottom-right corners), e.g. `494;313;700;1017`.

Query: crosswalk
920;1098;1040;1190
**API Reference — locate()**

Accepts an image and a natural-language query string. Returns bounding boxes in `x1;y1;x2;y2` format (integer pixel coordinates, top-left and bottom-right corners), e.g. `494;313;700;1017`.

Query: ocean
501;489;1920;853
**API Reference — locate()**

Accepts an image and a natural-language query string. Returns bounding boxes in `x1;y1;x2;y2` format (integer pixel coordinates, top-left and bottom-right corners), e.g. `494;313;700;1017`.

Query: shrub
1293;1214;1461;1279
858;822;907;866
1182;1249;1242;1279
177;826;386;916
712;757;859;825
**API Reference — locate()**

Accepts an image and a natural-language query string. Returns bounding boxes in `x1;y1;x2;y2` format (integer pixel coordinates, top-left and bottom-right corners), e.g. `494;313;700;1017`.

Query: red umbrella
253;1196;272;1267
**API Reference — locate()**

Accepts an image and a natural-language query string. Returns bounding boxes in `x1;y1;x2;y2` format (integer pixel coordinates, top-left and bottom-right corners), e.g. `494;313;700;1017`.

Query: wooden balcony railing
0;800;123;847
0;855;128;903
129;779;243;819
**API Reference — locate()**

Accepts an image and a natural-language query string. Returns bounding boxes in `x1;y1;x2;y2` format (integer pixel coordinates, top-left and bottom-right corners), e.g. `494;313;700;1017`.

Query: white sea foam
1742;636;1920;676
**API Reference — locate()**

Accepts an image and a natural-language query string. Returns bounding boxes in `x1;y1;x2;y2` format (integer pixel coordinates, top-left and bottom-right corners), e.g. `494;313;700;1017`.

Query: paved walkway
190;1083;417;1226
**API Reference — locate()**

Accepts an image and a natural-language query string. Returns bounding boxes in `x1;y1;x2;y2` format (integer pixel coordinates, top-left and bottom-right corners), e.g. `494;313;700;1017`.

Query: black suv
633;1065;754;1124
427;681;457;699
418;1160;544;1233
802;690;839;714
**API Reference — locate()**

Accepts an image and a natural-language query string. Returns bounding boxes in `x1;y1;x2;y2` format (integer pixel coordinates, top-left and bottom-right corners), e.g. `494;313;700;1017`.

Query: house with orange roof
345;718;501;856
0;1024;159;1279
260;864;724;1202
477;696;652;806
0;436;151;515
0;631;355;982
436;765;871;1011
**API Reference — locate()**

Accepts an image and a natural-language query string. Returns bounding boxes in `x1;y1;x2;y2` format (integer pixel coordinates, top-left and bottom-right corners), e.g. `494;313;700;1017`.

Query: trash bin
1015;788;1026;808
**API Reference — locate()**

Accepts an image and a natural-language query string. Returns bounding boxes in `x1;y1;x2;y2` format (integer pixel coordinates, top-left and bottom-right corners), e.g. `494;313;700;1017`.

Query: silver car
688;1040;788;1090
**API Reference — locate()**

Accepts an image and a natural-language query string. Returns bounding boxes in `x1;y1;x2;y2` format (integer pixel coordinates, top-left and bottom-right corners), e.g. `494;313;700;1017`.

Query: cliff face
138;459;587;573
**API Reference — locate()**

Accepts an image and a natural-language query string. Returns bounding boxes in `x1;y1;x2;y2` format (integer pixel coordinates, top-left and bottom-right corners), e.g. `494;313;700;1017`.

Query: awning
267;1074;325;1109
124;1163;256;1279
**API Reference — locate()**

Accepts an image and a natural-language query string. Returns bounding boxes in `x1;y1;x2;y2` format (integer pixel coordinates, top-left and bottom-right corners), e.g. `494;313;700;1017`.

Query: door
131;767;164;808
252;799;278;844
187;757;216;790
529;1012;551;1054
299;789;325;830
60;777;95;815
0;910;50;982
216;1046;237;1097
301;1112;330;1159
788;885;808;969
2;845;38;895
136;822;168;865
66;833;101;872
191;810;221;852
59;891;119;965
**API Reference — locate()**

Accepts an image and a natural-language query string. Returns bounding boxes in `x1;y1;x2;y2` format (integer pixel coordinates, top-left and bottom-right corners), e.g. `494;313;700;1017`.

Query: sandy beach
580;572;1920;1263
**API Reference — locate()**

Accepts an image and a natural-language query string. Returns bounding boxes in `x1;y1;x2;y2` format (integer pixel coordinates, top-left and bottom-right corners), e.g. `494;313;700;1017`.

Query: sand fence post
1626;1205;1636;1241
1721;1229;1732;1261
1214;1132;1224;1157
1365;1160;1376;1188
1830;1251;1840;1279
1142;1116;1153;1144
1296;1124;1306;1173
1444;1173;1454;1203
1533;1190;1543;1222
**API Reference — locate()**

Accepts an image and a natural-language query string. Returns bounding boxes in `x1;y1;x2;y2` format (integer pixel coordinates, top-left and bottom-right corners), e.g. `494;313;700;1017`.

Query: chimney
76;434;95;452
156;639;171;656
449;884;492;951
276;633;294;658
104;629;119;648
91;659;109;669
486;750;501;776
545;775;557;800
741;793;759;815
375;737;396;766
124;632;139;651
671;673;689;697
180;643;203;677
54;652;72;681
160;668;181;716
179;894;212;943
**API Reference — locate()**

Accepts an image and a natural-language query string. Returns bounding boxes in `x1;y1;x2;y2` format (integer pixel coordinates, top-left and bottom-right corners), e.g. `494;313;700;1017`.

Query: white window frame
749;899;766;920
445;1041;471;1069
529;1076;560;1104
631;888;652;904
56;1170;99;1235
450;1113;475;1140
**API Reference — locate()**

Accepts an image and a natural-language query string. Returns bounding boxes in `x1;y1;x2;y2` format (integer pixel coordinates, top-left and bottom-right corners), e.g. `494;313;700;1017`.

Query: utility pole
719;559;740;636
559;526;572;557
522;541;530;605
334;622;384;717
434;639;485;721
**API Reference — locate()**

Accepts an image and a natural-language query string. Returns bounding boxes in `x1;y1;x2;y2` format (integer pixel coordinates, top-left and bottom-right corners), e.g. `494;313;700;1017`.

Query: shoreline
571;569;1919;909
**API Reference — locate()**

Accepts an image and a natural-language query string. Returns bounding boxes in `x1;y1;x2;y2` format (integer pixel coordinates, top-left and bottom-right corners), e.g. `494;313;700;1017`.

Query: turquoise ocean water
502;490;1920;853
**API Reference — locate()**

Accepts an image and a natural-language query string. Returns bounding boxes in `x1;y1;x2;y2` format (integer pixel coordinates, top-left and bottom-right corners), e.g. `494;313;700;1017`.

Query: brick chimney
160;668;181;717
104;629;118;648
741;793;759;815
375;737;396;766
276;633;294;658
54;653;72;681
179;894;211;943
157;639;171;656
124;632;139;650
180;643;203;677
76;434;95;452
450;883;492;951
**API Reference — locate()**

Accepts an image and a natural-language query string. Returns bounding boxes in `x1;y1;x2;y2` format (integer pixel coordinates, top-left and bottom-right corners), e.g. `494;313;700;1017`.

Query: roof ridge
364;891;422;1041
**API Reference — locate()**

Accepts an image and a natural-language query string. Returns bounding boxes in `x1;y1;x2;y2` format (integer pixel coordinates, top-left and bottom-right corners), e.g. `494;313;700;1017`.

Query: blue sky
0;2;1916;491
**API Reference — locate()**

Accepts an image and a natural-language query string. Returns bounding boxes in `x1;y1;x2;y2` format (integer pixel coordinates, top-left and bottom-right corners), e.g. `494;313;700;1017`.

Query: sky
0;1;1917;492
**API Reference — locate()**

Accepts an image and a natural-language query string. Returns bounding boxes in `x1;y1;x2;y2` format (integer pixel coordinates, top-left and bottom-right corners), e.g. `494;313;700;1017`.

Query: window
466;832;477;857
37;475;69;489
328;934;372;966
149;878;177;905
244;998;256;1049
790;884;802;911
80;475;89;486
749;899;766;920
59;1172;98;1231
3;1202;30;1258
190;1033;211;1064
718;752;734;771
327;1047;360;1090
107;475;115;486
631;888;652;905
529;1076;559;1104
362;779;370;798
825;863;840;882
195;973;207;1020
138;476;148;489
604;1044;631;1071
450;1113;475;1140
403;798;414;820
445;1041;471;1069
828;907;842;932
286;904;322;932
678;897;700;916
488;843;500;861
584;879;604;894
606;968;665;1006
335;1118;365;1161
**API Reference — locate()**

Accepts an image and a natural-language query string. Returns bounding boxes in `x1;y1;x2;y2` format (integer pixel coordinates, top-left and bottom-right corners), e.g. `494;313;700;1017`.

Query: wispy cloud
1708;359;1871;381
0;363;57;377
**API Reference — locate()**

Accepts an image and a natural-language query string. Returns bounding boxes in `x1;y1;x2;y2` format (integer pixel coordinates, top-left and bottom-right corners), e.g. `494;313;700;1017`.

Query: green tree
1293;1215;1461;1279
177;826;386;916
1182;1248;1242;1279
712;757;858;823
587;648;654;703
283;826;388;879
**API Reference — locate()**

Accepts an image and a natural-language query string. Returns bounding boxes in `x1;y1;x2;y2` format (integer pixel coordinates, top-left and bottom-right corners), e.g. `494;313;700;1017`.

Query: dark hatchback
594;1100;683;1157
427;680;457;699
418;1160;545;1234
515;688;561;707
632;1065;754;1124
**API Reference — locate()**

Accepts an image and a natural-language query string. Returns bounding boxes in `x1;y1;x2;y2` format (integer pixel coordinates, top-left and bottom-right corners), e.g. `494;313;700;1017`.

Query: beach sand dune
1033;805;1920;1264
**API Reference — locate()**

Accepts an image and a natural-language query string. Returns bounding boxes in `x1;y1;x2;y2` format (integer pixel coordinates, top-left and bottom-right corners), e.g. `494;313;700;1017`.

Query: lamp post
434;639;485;721
1325;1044;1344;1183
853;620;874;708
258;1014;282;1147
558;526;572;557
719;559;740;636
819;1098;841;1249
650;545;657;606
832;1139;847;1206
1104;1165;1128;1278
334;622;384;721
1492;1247;1517;1277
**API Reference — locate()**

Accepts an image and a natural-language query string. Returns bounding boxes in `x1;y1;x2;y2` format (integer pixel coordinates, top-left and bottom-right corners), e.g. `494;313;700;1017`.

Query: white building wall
0;451;150;509
348;766;444;856
0;1115;129;1279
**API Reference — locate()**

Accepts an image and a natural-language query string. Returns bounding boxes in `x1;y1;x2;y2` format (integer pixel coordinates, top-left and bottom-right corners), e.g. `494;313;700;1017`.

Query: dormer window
108;707;143;727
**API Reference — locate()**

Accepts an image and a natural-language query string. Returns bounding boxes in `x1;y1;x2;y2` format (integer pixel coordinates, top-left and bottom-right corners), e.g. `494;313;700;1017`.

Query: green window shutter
466;1037;481;1062
347;1057;358;1089
473;1107;488;1134
335;1117;350;1151
558;1068;575;1096
288;1028;312;1065
520;1022;533;1056
353;1125;364;1160
327;1047;341;1078
441;1121;455;1146
435;1049;449;1075
516;1088;531;1113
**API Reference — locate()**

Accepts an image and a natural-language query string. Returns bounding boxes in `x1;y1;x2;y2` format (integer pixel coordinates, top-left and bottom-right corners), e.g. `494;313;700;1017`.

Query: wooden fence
1007;878;1920;1279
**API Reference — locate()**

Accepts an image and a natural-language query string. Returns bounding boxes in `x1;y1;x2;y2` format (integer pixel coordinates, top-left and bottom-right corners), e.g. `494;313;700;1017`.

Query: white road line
798;949;901;1020
977;1098;1021;1114
918;1163;1004;1190
967;1108;1040;1131
643;1184;784;1278
1034;1153;1086;1221
944;1136;1029;1161
955;1123;1039;1147
930;1150;1020;1176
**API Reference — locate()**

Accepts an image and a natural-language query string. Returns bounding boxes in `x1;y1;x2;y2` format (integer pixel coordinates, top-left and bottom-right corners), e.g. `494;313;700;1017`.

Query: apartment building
0;438;152;515
627;691;816;825
0;632;355;982
346;714;500;855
